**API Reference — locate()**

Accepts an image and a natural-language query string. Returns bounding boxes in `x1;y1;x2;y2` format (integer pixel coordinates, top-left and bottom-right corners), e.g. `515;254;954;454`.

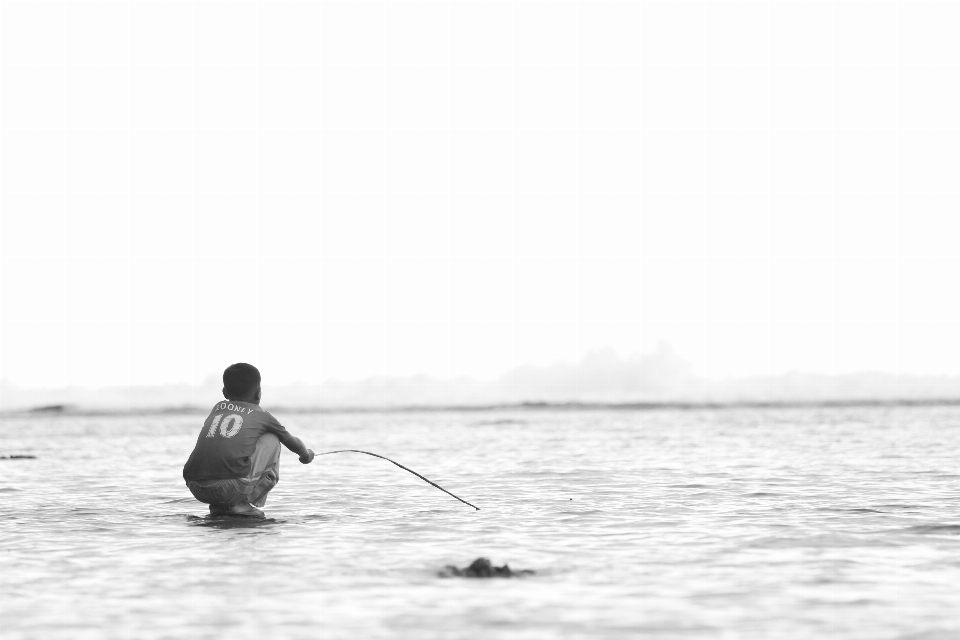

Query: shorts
186;477;260;506
186;433;281;507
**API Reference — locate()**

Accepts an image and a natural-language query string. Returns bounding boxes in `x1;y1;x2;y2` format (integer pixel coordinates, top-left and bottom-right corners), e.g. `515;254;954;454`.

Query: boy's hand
299;449;315;464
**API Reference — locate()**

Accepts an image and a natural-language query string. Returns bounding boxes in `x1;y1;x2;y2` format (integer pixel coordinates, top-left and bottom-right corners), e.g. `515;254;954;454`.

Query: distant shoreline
6;398;960;417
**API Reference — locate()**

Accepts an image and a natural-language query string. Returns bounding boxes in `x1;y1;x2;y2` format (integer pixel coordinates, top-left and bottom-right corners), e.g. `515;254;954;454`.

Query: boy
183;363;315;518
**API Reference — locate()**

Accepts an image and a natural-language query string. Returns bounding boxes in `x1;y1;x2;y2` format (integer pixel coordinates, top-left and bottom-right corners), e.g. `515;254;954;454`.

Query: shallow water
2;406;959;639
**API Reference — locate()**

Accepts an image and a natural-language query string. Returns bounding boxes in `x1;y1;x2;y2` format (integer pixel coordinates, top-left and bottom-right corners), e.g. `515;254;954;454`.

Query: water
2;406;959;639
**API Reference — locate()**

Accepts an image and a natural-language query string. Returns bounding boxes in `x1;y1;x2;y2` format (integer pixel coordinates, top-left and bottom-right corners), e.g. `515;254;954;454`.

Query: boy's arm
276;431;315;464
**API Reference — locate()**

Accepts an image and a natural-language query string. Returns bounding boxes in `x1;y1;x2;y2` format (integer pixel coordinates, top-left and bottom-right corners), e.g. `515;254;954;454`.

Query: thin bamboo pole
316;450;480;511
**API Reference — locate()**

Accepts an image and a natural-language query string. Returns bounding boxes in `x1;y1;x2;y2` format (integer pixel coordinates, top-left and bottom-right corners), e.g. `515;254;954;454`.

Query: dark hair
223;363;261;399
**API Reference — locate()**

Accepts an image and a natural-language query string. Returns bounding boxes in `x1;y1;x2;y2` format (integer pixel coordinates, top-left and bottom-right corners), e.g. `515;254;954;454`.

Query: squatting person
183;363;315;518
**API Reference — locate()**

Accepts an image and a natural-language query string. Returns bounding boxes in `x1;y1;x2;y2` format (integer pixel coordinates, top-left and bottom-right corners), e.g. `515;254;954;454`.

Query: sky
2;1;960;388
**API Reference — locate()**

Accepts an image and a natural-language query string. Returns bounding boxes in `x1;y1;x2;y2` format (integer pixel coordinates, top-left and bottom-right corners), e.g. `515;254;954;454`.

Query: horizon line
7;398;960;418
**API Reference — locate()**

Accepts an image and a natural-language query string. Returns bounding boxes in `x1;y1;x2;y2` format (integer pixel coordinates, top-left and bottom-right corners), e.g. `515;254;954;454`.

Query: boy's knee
258;433;280;450
261;469;278;490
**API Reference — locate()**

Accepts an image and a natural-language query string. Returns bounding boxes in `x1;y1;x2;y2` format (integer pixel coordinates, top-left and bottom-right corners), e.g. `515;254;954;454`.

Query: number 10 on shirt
205;414;244;438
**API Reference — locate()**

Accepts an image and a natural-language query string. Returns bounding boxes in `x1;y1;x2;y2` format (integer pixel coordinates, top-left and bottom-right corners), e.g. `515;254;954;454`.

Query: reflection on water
2;407;960;639
186;515;284;530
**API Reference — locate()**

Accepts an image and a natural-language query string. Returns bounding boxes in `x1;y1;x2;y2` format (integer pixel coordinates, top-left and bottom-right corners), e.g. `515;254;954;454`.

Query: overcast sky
2;1;959;387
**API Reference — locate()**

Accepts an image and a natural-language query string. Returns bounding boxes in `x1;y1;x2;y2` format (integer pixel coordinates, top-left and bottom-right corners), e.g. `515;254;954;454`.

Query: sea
1;406;959;640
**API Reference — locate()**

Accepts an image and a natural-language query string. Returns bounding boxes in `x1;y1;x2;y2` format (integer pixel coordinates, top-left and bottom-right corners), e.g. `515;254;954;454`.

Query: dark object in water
207;512;265;520
188;515;276;529
439;557;534;578
209;503;265;519
0;455;37;460
316;449;480;510
29;404;68;413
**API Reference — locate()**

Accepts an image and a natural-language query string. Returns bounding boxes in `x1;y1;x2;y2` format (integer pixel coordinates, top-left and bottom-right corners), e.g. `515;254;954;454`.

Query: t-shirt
182;400;290;482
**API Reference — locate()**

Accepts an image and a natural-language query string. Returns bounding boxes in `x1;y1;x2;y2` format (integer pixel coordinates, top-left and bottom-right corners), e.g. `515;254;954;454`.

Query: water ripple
1;406;959;639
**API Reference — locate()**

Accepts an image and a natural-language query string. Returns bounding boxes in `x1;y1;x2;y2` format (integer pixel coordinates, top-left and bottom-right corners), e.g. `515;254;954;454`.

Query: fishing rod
316;449;480;511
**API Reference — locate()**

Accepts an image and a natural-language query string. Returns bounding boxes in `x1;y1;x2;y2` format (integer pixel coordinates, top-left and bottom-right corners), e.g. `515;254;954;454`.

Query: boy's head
223;363;261;403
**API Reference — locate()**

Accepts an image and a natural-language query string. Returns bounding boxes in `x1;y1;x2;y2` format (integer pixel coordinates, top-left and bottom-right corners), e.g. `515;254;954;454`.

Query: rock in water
439;557;535;578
